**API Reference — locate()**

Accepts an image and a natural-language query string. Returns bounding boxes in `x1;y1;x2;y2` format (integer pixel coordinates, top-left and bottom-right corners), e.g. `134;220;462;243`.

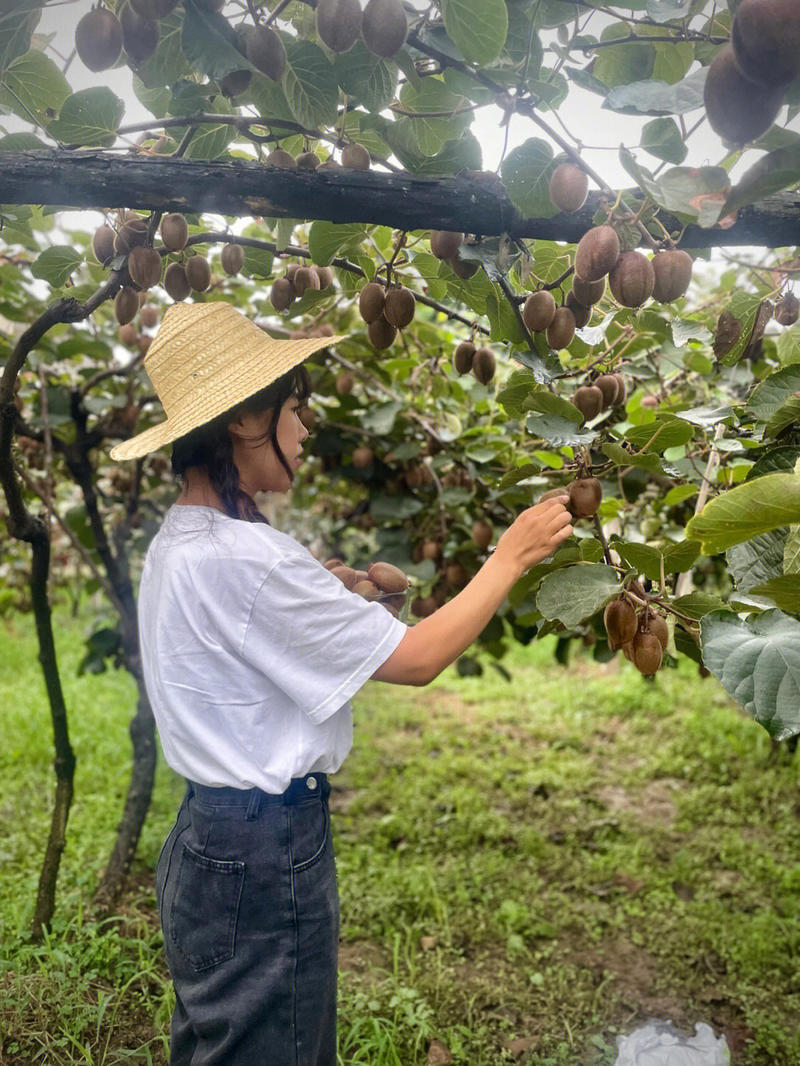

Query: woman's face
228;394;309;496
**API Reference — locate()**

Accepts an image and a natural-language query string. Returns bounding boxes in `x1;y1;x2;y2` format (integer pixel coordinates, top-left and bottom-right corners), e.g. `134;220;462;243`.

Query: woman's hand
492;496;573;578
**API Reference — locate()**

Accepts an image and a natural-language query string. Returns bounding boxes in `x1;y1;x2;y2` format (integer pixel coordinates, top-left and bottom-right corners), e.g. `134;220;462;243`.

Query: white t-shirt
137;504;407;793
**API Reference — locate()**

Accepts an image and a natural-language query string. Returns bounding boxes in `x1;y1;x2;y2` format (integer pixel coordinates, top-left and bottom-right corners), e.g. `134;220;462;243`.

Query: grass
1;600;799;1065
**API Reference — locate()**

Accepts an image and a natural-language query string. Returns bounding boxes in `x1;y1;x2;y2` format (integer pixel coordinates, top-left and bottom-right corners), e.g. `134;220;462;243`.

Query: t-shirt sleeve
240;550;408;724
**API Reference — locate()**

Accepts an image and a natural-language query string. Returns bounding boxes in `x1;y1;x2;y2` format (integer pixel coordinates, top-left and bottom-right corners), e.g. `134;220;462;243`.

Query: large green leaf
593;23;654;88
181;0;252;80
717;291;768;367
48;88;125;148
0;0;42;73
282;40;338;130
784;526;800;574
701;609;800;740
724;144;800;216
601;441;666;476
500;138;557;219
624;415;694;453
394;77;470;158
441;0;507;64
616;539;701;582
748;365;800;426
749;575;800;614
686;472;800;555
726;530;787;593
334;43;396;113
526;411;595;448
308;221;365;266
30;245;82;287
136;10;191;89
536;563;621;628
0;48;69;126
640;117;687;164
603;66;706;115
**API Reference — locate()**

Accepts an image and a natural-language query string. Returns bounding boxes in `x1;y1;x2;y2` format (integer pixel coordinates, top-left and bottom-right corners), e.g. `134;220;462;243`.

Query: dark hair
170;364;311;523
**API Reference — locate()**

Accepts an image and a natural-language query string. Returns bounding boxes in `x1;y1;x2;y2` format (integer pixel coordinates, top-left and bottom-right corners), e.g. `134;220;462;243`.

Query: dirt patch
338;939;390;976
570;936;687;1020
596;778;681;826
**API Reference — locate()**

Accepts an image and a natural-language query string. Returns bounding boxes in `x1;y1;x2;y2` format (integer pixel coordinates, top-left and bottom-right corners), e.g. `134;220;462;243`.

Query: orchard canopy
4;0;800;745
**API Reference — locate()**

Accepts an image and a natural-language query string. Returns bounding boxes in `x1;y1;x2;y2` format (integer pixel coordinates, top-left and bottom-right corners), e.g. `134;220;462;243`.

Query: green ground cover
1;602;799;1065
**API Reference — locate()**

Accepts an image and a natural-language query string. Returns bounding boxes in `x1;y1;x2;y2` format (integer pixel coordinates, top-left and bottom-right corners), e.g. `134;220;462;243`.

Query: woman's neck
175;468;226;511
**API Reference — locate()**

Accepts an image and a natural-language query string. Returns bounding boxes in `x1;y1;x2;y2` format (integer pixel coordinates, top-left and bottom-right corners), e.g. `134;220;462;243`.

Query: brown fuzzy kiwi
565;290;591;329
548;162;589;213
593;375;620;409
298;406;316;431
651;249;693;303
130;0;177;17
472;347;496;385
575;225;620;283
611;374;627;406
323;558;344;571
571;385;604;422
362;0;408;58
340;143;371;170
641;394;659;409
352;446;374;468
538;487;570;505
522;290;556;333
120;4;159;64
568;477;602;518
453;340;475;375
572;274;606;306
114;218;148;255
119;322;139;346
114;287;140;326
448;254;480;279
330;564;358;589
421;540;441;561
732;0;800;88
160;213;188;252
412;595;438;618
359;281;385;323
603;598;638;650
775;292;799;326
220;243;244;276
220;69;252;98
430;230;463;260
609;250;655;308
140;304;159;328
646;612;669;652
368;561;409;593
163;262;191;301
185;255;211;292
293;266;320;296
472;520;493;549
266;148;296;168
445;562;469;588
92;225;116;266
632;631;662;676
316;266;334;289
546;306;576;350
270;277;293;311
368;316;397;349
244;24;287;81
316;0;362;53
335;372;354;395
383;287;416;328
127;246;161;289
704;44;785;144
75;8;122;71
296;151;320;170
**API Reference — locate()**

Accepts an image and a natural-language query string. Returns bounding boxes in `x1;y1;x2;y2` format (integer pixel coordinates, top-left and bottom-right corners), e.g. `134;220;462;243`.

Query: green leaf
412;131;482;176
624;416;694;453
616;539;701;582
136;10;190;89
0;0;42;73
593;23;654;88
308;221;365;266
747;446;800;479
0;131;46;151
687;472;800;555
727;530;787;593
527;390;583;425
602;440;666;475
749;575;800;614
603;66;706;115
394;77;471;158
640;117;687;164
647;0;689;20
526;411;596;448
717;291;768;367
47;88;124;148
497;369;539;420
784;526;800;575
441;0;508;64
361;400;402;435
282;39;338;130
241;246;274;279
724;144;800;216
334;43;396;112
701;609;800;739
775;326;800;366
765;394;800;440
500;138;557;219
0;48;69;126
673;592;727;619
536;563;621;628
748;365;800;425
181;0;251;80
370;493;424;521
30;244;82;287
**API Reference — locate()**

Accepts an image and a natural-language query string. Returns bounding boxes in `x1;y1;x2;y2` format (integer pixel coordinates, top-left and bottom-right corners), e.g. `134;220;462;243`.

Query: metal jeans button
307;776;317;790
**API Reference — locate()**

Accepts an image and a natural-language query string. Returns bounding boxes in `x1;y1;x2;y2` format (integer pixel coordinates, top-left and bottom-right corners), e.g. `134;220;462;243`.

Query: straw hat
109;302;344;461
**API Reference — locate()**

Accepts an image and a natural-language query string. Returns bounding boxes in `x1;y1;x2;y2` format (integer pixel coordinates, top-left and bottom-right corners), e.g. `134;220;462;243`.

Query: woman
110;301;572;1066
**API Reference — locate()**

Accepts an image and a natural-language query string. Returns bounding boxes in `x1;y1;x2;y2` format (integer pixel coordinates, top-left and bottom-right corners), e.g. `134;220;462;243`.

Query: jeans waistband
187;773;328;813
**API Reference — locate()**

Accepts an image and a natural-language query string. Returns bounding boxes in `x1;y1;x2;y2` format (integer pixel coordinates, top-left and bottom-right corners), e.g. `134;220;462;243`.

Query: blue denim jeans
155;774;339;1066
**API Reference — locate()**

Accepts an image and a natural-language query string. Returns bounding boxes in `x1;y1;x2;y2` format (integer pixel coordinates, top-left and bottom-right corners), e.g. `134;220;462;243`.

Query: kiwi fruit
430;230;463;260
645;611;669;652
603;598;638;650
316;266;334;289
445;561;469;588
323;558;344;571
330;564;358;589
359;281;385;323
120;4;158;64
538;487;570;505
549;162;589;213
114;287;140;326
704;44;785;144
632;631;662;676
316;0;362;53
270;277;293;311
368;315;397;349
119;322;139;346
383;286;416;328
412;595;438;618
472;520;493;549
266;148;296;168
568;477;602;518
453;340;475;374
472;347;496;385
352;445;374;468
220;69;252;98
139;304;159;328
651;249;693;303
421;540;441;561
609;250;655;308
352;579;381;601
114;218;148;255
565;290;591;328
368;561;409;593
296;151;320;170
335;371;354;395
572;274;606;306
185;255;211;292
575;225;620;283
732;0;800;88
293;266;320;295
593;374;620;409
775;292;799;326
522;290;556;333
641;394;659;409
244;24;287;81
448;254;480;279
130;0;177;17
341;143;371;170
611;373;627;406
127;246;161;289
298;406;316;431
220;242;244;276
546;306;576;350
92;225;116;266
571;385;604;422
75;7;123;71
163;262;191;301
362;0;408;58
160;213;188;252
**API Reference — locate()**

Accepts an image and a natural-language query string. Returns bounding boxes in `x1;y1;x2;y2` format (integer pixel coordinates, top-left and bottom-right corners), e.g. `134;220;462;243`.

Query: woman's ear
228;409;272;441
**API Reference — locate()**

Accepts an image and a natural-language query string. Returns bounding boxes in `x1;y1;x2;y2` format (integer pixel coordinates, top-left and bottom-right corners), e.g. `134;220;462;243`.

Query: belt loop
245;787;261;821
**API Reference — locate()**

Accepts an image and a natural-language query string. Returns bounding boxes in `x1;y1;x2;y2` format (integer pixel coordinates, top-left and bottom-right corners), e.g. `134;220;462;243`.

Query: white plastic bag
614;1020;730;1066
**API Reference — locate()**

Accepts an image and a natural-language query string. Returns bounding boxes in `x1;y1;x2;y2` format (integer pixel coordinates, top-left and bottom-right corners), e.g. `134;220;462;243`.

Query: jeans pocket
291;799;330;873
169;841;245;972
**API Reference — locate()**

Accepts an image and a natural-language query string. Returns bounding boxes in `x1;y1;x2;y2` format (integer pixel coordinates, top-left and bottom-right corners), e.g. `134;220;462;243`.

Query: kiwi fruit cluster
574;227;692;310
540;476;602;520
356;280;416;349
324;557;409;617
522;290;577;350
75;1;187;71
316;0;407;58
429;230;480;280
704;0;799;144
118;302;159;350
570;373;627;423
548;161;589;214
270;261;335;311
605;595;669;677
451;341;496;385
